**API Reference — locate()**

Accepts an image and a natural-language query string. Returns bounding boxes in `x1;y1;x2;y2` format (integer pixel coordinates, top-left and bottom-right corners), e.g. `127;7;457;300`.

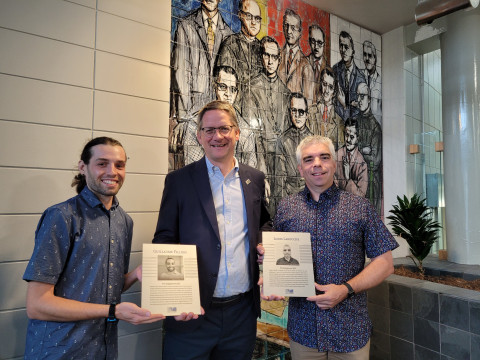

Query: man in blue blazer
154;100;272;360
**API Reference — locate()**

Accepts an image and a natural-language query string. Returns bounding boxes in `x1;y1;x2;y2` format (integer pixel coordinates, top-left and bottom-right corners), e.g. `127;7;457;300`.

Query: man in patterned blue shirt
272;135;398;359
23;137;165;359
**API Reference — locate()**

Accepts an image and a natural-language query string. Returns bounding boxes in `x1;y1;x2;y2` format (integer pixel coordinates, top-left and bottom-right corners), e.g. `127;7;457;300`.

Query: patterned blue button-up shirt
23;187;133;360
274;185;398;352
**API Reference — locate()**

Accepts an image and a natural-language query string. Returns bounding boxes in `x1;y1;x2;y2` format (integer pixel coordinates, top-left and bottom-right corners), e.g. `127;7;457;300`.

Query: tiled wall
368;275;480;360
0;0;171;358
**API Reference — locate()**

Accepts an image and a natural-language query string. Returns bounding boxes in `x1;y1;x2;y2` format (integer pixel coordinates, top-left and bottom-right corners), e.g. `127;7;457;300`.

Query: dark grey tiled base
368;256;480;360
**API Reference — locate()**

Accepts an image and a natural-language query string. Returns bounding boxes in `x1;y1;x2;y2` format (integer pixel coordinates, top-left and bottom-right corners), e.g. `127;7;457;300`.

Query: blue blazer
153;158;272;330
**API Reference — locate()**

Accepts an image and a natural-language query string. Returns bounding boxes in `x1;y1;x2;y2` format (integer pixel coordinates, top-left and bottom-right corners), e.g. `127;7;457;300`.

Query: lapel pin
246;179;251;185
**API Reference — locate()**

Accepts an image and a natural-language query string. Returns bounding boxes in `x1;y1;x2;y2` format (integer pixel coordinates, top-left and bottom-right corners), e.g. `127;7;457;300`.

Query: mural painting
169;0;383;218
168;0;383;344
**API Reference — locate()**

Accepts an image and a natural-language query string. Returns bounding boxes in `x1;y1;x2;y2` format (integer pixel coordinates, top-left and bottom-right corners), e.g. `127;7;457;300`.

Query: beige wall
0;0;171;358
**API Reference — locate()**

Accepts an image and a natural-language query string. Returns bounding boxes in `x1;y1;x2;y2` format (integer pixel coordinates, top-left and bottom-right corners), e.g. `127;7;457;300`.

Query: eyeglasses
357;93;369;100
240;10;261;23
262;52;280;61
291;108;306;116
216;82;238;93
309;38;324;47
200;125;235;137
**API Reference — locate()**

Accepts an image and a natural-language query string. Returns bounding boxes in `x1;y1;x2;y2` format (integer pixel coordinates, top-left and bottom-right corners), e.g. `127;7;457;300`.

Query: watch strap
107;303;118;322
342;282;355;298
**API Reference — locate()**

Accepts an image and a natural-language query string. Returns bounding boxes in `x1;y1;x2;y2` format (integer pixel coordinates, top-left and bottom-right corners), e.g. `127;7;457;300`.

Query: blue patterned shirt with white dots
274;184;398;353
23;187;133;360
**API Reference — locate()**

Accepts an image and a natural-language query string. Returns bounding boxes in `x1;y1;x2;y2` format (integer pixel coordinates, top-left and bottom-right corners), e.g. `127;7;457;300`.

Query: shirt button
110;262;113;267
109;285;112;289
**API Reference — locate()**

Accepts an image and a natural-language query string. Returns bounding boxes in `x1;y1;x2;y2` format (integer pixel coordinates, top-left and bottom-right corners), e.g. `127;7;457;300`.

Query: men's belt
211;290;252;308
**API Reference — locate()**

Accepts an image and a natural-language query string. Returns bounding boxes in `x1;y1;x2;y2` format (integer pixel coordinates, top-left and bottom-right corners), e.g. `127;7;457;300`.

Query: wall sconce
409;144;420;154
435;141;444;152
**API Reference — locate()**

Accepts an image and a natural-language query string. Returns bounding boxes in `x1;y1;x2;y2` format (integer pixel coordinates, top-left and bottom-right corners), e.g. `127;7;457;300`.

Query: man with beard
362;40;382;120
355;82;382;215
23;137;165;359
307;24;328;103
278;8;315;106
333;31;366;121
216;0;263;113
307;67;344;150
335;118;368;197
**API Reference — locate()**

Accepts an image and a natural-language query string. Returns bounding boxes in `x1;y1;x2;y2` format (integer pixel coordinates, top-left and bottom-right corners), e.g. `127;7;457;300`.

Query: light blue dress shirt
206;157;250;297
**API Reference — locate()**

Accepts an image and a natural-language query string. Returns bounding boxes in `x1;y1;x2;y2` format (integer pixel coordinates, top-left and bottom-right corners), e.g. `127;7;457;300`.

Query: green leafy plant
387;194;442;275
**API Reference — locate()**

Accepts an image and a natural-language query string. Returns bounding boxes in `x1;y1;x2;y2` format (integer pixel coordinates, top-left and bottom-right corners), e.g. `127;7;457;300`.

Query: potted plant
387;194;442;275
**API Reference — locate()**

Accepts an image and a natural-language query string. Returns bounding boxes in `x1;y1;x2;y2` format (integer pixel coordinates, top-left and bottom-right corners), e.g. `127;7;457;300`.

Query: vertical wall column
440;7;480;264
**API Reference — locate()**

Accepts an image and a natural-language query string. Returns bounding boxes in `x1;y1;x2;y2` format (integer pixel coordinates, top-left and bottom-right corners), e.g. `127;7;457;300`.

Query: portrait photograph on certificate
262;231;316;297
142;243;201;316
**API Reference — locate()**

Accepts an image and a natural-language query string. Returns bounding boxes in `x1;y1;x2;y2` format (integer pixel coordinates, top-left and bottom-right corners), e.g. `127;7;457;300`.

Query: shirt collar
302;183;338;203
202;9;218;26
80;186;119;210
205;156;239;177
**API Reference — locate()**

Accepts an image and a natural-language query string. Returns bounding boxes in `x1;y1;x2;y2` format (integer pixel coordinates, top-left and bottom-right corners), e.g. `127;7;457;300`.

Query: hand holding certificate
262;232;315;298
141;244;201;316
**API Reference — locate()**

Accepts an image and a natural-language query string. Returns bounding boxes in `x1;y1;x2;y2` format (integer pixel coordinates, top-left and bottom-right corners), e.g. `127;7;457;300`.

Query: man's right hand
116;302;165;325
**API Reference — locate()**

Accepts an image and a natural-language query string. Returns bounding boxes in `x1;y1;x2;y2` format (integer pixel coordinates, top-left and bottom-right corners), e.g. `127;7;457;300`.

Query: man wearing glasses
278;8;315;106
216;0;263;112
307;67;345;150
179;66;257;167
247;36;291;206
307;24;328;103
154;100;272;360
275;92;313;198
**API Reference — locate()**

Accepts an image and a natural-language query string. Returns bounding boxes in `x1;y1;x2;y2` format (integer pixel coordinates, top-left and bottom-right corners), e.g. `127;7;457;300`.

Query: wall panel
0;121;91;169
95;51;169;100
94;91;168;137
0;74;93;128
0;28;94;87
0;0;95;47
96;11;169;64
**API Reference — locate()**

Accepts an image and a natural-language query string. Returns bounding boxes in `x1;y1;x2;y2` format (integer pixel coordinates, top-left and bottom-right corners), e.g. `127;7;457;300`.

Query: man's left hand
306;283;349;309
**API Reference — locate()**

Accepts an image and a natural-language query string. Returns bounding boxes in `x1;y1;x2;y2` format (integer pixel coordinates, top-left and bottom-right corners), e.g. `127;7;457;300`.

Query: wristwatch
107;303;118;322
342;282;355;298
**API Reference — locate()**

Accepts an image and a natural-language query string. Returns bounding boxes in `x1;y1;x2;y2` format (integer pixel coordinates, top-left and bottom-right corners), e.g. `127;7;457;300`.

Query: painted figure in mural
271;135;398;359
276;244;300;265
307;67;345;149
177;65;258;168
170;0;233;169
22;137;165;359
362;40;382;120
154;100;272;360
216;0;263;113
275;92;313;201
355;82;382;215
307;24;328;103
171;0;233;119
214;66;258;167
278;9;315;106
335;118;368;197
333;30;366;121
248;36;290;181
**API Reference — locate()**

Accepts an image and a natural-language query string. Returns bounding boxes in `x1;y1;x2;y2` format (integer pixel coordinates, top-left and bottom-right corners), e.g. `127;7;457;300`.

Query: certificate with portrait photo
262;232;315;297
142;244;201;316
